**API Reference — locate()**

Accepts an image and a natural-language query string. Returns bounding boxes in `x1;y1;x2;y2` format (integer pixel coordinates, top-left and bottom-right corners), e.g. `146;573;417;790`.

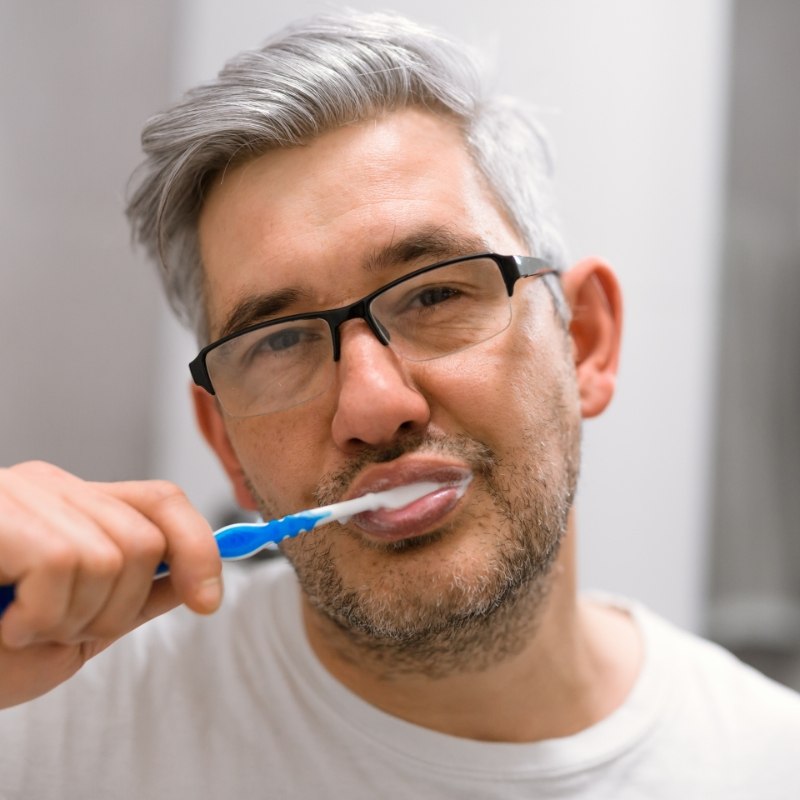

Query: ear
561;258;623;419
191;385;259;511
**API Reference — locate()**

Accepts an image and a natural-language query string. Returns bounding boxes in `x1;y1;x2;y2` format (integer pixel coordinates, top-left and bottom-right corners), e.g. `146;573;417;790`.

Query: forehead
197;107;521;338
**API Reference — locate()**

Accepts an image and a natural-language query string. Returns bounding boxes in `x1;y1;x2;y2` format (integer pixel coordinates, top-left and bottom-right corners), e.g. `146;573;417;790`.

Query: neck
301;514;643;742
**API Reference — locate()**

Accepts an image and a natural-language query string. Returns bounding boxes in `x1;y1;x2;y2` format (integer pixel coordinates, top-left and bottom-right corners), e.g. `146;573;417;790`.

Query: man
0;10;797;798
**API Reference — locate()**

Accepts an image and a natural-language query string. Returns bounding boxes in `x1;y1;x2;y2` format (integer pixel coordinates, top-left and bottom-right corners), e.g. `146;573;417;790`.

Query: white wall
155;0;731;632
0;1;176;480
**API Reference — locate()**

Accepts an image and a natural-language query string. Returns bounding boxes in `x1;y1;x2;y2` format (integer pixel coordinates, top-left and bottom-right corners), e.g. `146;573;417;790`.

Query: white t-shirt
1;559;798;799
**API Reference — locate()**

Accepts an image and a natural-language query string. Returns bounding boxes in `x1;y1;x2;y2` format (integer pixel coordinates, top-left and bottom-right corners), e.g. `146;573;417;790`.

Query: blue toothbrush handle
0;510;331;618
216;511;331;553
151;523;277;577
154;510;330;577
151;521;280;578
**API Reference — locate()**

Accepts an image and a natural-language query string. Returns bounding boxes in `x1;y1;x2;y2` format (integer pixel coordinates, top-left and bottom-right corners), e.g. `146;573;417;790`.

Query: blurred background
1;0;798;688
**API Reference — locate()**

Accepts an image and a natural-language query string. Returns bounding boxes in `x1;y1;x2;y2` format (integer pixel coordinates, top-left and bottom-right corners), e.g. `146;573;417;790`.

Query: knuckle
147;480;189;512
119;517;164;560
148;480;185;501
14;460;68;481
88;544;124;579
0;487;17;516
41;537;79;575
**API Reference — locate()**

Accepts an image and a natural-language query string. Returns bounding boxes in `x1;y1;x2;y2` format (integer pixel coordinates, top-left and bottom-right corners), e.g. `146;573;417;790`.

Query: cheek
415;351;500;427
509;291;579;404
419;303;575;440
226;415;325;515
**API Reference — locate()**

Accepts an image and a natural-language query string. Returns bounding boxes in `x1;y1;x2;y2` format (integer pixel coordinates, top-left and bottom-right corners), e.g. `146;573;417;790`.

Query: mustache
313;431;498;506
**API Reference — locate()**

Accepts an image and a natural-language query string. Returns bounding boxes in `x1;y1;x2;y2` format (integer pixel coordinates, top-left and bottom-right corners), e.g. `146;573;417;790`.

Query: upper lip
343;457;473;503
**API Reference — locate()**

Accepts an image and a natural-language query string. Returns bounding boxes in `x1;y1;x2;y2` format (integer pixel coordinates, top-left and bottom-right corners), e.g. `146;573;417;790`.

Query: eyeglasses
190;253;559;418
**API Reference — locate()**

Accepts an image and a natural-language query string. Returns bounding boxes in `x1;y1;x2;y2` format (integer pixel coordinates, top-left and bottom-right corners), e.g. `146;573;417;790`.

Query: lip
344;458;472;542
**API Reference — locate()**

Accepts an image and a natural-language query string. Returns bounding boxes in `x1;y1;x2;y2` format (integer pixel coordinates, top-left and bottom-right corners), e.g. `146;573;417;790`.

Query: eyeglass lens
206;256;513;417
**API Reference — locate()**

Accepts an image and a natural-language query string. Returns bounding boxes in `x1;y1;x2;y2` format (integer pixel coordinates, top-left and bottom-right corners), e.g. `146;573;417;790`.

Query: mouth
344;462;473;543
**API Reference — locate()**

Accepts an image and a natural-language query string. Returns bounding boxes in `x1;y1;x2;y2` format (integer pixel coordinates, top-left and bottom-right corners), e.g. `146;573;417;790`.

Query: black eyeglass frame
189;253;560;396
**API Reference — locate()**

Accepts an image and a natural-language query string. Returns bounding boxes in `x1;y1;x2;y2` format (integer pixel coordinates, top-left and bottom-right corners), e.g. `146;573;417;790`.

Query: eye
243;324;325;364
260;328;304;352
413;285;461;308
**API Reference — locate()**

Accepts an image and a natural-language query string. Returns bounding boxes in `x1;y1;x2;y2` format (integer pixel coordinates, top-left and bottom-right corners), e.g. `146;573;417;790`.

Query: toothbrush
0;476;471;616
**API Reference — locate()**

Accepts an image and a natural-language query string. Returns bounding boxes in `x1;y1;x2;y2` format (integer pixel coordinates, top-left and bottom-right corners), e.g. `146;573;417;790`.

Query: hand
0;461;222;709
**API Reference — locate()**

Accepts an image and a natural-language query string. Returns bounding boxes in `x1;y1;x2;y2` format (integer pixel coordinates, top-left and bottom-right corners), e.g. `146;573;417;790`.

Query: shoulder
630;599;800;787
587;593;800;737
574;594;800;796
634;601;800;711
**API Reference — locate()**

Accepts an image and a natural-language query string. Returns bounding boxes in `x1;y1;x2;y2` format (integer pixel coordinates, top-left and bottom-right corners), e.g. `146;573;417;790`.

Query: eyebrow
217;287;308;340
215;227;492;341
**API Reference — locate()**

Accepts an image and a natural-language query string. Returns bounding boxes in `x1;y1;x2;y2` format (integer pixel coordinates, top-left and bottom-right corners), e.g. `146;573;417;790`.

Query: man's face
197;108;582;665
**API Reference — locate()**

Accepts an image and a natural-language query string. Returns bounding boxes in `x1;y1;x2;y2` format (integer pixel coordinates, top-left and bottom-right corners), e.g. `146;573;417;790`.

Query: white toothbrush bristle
372;475;472;511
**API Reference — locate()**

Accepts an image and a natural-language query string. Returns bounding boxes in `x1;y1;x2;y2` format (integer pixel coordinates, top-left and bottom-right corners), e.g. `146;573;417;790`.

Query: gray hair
126;10;568;342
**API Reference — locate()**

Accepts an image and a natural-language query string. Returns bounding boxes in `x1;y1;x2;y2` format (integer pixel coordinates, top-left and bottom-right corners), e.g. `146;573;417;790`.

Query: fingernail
195;576;223;612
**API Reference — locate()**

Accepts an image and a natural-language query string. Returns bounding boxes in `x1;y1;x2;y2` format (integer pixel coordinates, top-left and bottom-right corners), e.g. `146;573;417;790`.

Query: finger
11;464;206;628
11;468;189;631
0;471;87;646
0;518;120;647
75;498;170;635
0;568;74;649
51;499;130;639
0;465;153;643
96;480;223;614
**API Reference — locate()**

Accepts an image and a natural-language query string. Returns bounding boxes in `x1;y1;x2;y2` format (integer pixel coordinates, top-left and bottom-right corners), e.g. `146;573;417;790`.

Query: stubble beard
249;404;581;679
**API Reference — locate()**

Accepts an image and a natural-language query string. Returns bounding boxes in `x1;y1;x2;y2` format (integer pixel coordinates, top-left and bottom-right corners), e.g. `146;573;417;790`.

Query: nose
330;320;431;451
